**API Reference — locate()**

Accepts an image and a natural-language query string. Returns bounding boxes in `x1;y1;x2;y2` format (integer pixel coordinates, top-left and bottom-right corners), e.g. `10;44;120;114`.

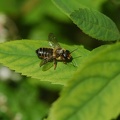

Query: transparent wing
42;62;53;71
48;33;61;48
40;59;46;67
40;57;53;71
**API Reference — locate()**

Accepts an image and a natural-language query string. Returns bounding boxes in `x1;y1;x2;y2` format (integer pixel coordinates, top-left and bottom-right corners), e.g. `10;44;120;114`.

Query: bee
36;33;75;71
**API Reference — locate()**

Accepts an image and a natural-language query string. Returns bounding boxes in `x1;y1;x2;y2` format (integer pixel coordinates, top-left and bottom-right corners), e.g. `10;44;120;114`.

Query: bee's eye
63;50;70;58
66;50;70;56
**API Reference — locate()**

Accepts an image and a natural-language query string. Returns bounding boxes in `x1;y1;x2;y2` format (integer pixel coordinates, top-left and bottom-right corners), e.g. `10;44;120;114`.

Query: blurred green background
0;0;120;120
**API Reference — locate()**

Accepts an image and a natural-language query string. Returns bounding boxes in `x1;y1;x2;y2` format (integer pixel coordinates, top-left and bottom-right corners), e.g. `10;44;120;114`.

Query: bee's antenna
70;48;78;54
70;47;81;67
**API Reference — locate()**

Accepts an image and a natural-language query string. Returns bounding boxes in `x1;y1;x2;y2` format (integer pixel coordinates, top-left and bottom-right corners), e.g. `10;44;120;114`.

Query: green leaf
70;9;120;41
0;40;90;85
52;0;107;15
52;0;84;16
47;42;120;120
52;1;120;41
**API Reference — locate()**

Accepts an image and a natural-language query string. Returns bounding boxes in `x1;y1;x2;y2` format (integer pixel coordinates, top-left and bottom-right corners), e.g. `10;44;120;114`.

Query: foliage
0;80;49;120
0;0;120;120
70;9;120;41
47;42;120;120
0;40;89;85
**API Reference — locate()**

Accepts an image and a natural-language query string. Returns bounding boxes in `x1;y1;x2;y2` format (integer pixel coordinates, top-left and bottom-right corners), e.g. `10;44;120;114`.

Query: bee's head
63;50;73;62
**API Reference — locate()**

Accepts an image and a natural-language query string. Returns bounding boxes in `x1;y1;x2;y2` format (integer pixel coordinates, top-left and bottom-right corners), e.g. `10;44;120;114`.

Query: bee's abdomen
36;48;53;59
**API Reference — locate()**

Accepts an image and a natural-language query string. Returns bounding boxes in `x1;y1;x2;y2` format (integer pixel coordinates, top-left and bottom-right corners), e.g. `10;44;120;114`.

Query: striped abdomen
36;48;53;59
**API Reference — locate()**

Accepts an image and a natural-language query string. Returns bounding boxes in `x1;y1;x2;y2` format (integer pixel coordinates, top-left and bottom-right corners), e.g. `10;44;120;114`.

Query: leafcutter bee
36;33;76;71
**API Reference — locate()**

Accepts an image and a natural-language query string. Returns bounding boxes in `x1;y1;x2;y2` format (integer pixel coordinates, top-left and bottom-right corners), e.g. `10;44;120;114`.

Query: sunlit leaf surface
47;42;120;120
0;40;90;85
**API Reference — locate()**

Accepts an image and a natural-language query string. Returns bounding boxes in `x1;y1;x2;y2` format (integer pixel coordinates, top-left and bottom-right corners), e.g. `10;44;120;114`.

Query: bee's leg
63;61;67;64
62;58;67;64
53;59;57;70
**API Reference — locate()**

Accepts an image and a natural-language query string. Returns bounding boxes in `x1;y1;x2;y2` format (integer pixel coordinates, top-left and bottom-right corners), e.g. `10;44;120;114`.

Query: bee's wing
42;62;53;71
40;57;53;71
48;33;61;48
